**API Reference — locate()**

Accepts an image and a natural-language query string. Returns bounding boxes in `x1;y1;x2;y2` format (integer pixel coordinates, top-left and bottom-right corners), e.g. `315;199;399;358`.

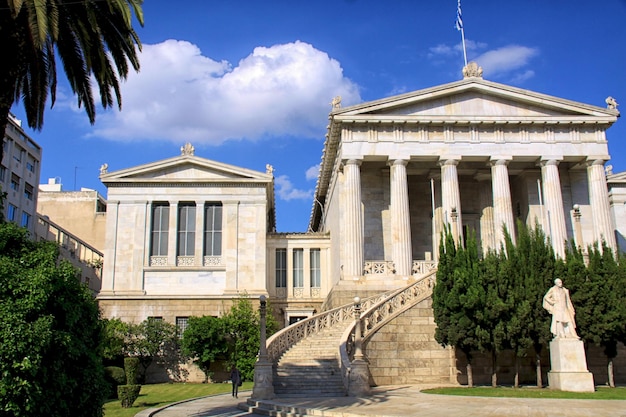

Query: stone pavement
137;386;626;417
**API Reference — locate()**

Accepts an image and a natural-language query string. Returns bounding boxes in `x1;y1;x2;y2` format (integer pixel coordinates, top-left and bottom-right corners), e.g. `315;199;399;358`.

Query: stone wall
365;297;454;386
364;296;626;387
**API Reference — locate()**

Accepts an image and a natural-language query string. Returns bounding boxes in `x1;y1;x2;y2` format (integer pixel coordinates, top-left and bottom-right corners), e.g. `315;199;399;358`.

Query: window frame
275;248;287;288
150;203;169;257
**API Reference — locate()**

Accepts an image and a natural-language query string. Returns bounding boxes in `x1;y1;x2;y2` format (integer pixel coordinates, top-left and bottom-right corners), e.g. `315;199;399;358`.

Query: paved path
138;386;626;417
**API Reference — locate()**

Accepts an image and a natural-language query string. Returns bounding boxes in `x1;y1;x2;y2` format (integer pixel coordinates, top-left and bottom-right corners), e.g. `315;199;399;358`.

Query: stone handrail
339;270;437;392
266;288;400;364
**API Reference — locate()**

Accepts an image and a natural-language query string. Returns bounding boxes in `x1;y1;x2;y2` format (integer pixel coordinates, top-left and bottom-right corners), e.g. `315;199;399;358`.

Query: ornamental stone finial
266;164;274;175
99;163;108;175
606;96;619;110
181;142;195;156
462;61;483;79
331;96;342;109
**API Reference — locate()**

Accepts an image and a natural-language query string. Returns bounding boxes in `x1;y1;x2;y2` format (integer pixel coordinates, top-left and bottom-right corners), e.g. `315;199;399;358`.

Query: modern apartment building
0;114;41;236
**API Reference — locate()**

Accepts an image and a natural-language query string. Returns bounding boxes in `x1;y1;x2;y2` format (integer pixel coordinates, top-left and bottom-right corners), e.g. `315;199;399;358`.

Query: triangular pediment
333;78;618;121
100;155;272;184
608;171;626;184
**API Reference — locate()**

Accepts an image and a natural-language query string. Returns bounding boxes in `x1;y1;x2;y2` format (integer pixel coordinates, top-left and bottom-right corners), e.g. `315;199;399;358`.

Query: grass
422;386;626;400
103;382;253;417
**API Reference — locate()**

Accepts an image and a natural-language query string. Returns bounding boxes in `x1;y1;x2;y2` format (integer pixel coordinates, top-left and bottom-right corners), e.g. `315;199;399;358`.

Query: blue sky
11;0;626;232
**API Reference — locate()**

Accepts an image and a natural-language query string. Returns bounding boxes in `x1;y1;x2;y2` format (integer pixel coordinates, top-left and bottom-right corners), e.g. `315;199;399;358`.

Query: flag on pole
455;0;463;31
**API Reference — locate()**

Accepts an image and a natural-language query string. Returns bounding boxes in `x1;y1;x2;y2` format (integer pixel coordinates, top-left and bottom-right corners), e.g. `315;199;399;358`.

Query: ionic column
167;201;178;265
344;159;364;278
440;158;463;245
587;159;617;250
195;200;204;265
390;159;412;277
540;160;566;258
491;158;515;247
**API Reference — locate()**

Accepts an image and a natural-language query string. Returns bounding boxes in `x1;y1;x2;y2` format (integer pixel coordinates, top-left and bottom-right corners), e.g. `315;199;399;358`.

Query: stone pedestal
547;338;594;392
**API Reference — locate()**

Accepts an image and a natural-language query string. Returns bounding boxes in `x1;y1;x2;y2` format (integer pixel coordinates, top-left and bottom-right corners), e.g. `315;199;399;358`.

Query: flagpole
456;0;468;67
460;24;468;67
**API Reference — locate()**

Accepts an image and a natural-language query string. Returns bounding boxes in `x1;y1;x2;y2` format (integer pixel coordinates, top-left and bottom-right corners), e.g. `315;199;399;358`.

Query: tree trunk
535;352;543;388
491;351;497;388
514;356;520;388
467;362;473;388
608;358;615;388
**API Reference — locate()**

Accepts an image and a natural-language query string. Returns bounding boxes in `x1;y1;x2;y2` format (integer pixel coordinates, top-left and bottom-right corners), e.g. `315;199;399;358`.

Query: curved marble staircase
273;322;346;397
266;271;437;398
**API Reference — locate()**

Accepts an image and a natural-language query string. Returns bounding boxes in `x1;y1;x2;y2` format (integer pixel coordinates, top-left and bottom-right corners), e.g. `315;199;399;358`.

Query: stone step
239;399;319;416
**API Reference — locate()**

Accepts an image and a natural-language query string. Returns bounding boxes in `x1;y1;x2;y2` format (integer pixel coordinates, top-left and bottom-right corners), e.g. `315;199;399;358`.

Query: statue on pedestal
543;278;578;339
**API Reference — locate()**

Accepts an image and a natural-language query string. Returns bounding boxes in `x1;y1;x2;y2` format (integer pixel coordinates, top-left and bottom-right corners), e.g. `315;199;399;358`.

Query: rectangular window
0;166;5;181
310;249;321;288
275;249;287;288
177;203;196;256
293;249;304;288
176;316;189;338
20;212;30;228
203;203;222;256
7;204;17;221
10;174;19;191
150;203;169;256
24;183;33;200
13;147;23;162
26;157;35;173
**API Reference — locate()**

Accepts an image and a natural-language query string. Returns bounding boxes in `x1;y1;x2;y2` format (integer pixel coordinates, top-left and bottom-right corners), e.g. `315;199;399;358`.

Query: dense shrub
104;366;126;398
117;385;141;408
124;357;140;385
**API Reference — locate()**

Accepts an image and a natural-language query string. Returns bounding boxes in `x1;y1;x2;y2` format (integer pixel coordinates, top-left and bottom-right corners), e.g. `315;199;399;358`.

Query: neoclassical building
310;62;619;289
97;64;624;384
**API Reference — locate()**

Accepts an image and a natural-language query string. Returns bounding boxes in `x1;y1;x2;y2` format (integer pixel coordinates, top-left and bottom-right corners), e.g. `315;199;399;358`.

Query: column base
251;360;274;400
347;359;371;397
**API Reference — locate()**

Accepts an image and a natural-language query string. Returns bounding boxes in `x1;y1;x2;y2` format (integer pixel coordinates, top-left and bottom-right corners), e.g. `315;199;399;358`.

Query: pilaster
167;201;178;266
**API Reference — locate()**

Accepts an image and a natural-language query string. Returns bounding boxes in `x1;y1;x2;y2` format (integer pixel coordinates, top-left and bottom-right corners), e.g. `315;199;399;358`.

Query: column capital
489;157;512;166
539;158;562;167
388;159;408;167
586;158;608;167
439;157;460;167
343;158;363;166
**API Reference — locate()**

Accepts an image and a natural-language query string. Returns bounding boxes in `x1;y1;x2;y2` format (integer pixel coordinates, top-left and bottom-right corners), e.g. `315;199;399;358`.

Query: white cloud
275;175;313;201
305;164;320;181
474;45;539;77
89;40;361;143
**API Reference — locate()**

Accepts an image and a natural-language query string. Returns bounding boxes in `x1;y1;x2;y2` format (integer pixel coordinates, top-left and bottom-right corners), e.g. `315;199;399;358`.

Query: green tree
507;222;555;387
501;227;532;388
125;318;180;382
102;318;130;362
222;295;278;381
433;228;483;387
0;0;144;162
182;316;227;383
572;243;626;387
0;222;107;417
477;248;509;388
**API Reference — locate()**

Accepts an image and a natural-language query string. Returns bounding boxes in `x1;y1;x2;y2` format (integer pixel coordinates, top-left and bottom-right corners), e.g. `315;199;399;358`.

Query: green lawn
422;386;626;400
103;382;253;417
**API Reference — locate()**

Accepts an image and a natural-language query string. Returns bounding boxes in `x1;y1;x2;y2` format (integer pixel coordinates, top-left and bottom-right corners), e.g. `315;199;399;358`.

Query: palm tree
0;0;144;162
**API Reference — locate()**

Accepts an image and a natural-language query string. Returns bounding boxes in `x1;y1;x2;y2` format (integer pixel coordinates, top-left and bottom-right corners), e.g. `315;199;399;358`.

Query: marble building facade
96;64;624;383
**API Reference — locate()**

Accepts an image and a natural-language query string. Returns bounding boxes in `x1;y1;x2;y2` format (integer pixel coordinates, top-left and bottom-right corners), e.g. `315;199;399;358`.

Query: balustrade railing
266;288;399;364
339;270;437;392
363;260;438;276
